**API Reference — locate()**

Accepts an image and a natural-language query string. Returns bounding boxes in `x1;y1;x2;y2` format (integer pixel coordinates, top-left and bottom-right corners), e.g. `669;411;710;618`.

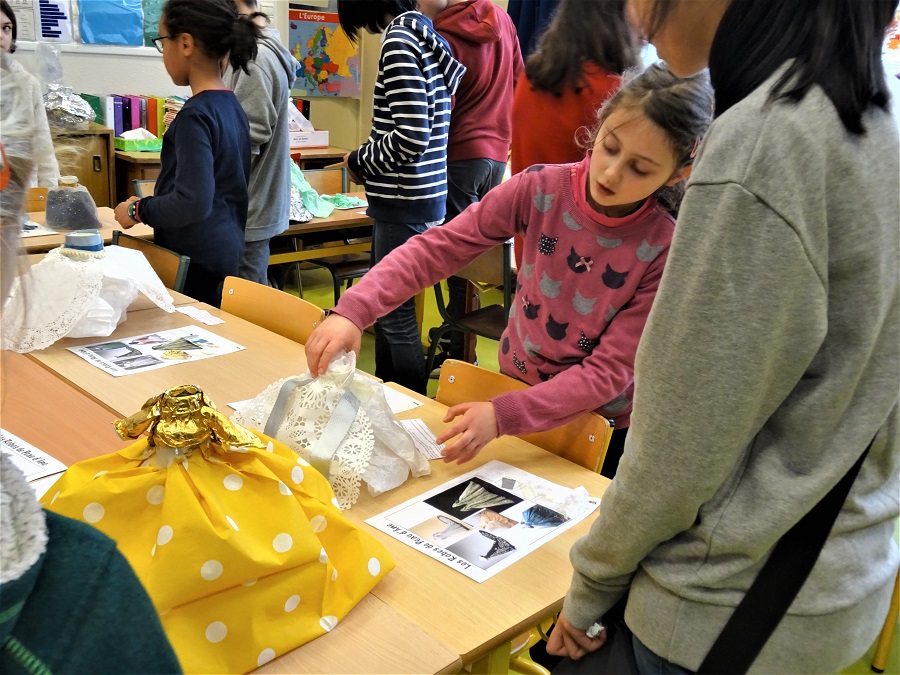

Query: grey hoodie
563;66;899;673
227;27;300;242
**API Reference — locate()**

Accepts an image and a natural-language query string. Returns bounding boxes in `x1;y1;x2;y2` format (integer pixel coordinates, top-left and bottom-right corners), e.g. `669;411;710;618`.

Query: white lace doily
233;376;375;509
1;247;175;353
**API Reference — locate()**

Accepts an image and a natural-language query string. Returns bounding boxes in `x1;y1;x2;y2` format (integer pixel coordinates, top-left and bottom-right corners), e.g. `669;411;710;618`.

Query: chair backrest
220;276;325;344
302;167;348;195
26;187;48;212
132;179;156;197
111;230;190;292
436;359;613;473
454;240;513;319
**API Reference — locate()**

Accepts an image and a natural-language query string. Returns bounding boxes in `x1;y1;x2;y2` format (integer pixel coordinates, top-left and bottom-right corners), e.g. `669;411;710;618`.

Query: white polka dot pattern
205;621;227;643
146;485;164;504
273;533;293;553
223;474;243;491
83;502;104;523
201;560;223;581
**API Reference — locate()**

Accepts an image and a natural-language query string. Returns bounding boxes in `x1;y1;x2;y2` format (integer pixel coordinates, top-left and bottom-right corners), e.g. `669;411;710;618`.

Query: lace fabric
1;247;175;353
232;352;429;508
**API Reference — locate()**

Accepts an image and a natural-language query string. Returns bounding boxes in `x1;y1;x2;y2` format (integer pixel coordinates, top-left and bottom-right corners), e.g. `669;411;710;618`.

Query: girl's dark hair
162;0;263;74
337;0;418;43
588;63;714;215
1;0;17;53
525;0;640;97
646;0;898;135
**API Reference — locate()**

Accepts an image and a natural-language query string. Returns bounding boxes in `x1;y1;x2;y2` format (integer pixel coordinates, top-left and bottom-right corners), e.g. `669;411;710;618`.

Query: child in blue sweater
335;0;466;394
114;0;262;307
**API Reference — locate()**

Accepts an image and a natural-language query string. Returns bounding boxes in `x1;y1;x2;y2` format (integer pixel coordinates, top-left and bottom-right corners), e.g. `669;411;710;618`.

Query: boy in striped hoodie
337;0;465;394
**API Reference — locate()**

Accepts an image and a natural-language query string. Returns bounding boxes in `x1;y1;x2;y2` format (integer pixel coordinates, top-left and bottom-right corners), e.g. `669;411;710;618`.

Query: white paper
400;419;444;460
35;0;73;42
67;325;244;377
383;386;423;414
30;474;61;499
366;460;600;583
10;0;36;41
19;221;56;237
0;428;67;482
176;306;225;325
228;399;252;411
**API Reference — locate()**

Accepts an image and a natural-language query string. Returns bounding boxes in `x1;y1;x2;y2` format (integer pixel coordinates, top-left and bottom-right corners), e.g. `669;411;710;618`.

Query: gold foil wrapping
114;384;264;453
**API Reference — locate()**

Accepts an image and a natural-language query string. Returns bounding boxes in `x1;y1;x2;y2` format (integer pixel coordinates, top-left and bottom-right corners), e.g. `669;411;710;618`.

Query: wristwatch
127;199;141;222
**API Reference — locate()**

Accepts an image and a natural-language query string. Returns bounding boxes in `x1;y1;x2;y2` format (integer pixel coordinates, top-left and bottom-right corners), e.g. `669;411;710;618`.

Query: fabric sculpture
452;481;514;512
42;385;394;674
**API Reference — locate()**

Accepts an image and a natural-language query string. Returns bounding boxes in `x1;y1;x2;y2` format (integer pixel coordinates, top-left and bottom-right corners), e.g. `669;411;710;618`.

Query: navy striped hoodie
348;12;466;224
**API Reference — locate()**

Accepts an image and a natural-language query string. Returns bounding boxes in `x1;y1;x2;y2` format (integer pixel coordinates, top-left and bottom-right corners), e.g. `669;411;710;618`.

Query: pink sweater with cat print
334;157;675;436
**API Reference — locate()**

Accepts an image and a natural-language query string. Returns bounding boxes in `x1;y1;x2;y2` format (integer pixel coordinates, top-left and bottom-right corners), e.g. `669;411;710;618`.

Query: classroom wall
13;0;513;151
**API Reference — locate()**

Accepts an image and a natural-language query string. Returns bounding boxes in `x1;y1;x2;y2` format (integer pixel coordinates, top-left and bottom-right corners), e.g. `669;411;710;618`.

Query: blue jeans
441;158;507;356
237;238;272;286
372;219;432;394
633;635;693;675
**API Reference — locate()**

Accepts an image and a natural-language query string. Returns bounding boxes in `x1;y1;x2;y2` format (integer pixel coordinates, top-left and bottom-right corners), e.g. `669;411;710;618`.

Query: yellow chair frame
111;230;190;293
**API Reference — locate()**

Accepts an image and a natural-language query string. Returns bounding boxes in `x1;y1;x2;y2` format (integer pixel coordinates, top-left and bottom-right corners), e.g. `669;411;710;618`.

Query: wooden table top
116;146;353;165
7;314;460;675
27;303;311;417
284;192;372;235
24;302;610;669
22;207;154;254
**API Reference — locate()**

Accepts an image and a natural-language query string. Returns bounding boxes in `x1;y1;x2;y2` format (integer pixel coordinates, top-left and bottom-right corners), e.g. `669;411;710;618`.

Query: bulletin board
9;0;169;48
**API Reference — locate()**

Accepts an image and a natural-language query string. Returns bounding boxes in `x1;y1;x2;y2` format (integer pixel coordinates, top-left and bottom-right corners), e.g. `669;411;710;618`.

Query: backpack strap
698;440;873;674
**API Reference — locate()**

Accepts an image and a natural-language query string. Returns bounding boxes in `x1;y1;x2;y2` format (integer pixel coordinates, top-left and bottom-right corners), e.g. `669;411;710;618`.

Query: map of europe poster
289;9;361;97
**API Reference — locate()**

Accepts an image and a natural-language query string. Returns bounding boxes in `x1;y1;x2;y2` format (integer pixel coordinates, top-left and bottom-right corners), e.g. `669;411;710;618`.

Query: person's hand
435;402;499;464
304;313;362;376
328;152;361;185
114;196;139;229
546;612;606;660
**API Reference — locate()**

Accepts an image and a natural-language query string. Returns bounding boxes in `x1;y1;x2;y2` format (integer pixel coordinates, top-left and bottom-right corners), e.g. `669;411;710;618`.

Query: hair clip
0;144;9;191
689;136;701;160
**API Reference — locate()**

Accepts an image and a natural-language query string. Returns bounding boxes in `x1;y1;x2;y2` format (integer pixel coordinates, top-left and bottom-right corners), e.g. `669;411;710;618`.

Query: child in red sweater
307;64;713;476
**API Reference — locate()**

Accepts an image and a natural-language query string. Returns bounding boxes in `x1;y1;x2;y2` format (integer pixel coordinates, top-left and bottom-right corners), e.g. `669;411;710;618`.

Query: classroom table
21;207;154;254
25;302;611;673
115;146;354;202
0;361;460;674
269;192;373;266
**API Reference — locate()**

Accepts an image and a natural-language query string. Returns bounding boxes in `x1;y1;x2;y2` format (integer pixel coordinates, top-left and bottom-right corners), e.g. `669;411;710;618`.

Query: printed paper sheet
366;460;600;582
67;325;244;376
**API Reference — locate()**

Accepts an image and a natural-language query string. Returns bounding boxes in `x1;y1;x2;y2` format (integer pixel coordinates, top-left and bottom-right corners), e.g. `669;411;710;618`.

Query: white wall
12;1;513;151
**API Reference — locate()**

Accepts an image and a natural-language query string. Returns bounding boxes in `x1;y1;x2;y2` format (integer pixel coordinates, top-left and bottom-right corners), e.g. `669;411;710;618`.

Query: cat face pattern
495;167;672;418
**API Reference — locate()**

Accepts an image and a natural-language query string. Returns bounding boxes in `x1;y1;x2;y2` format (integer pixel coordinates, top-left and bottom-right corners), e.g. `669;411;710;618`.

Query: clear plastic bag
45;183;101;230
232;351;430;508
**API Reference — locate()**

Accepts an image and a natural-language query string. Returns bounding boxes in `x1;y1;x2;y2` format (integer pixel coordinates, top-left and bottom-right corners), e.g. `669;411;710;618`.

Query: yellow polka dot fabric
42;431;394;673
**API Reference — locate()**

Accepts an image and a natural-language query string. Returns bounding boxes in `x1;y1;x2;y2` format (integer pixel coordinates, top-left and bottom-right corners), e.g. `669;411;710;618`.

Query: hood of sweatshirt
259;27;300;89
393;12;466;96
435;0;502;45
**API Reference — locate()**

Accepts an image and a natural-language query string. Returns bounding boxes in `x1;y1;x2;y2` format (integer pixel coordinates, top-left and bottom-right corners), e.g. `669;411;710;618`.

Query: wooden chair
111;230;189;293
220;276;325;345
132;179;156;197
436;358;613;675
301;167;371;304
872;566;900;673
436;359;613;473
426;240;513;376
26;187;49;212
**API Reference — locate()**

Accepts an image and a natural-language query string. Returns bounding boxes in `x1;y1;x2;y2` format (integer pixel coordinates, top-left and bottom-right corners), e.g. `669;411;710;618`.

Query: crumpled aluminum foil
44;83;95;128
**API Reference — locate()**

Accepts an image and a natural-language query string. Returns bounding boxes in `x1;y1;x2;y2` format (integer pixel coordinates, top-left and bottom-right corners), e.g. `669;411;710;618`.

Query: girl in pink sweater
307;63;713;475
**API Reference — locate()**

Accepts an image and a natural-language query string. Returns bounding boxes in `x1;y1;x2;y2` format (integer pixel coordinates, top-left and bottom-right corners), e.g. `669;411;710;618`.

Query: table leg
470;641;511;675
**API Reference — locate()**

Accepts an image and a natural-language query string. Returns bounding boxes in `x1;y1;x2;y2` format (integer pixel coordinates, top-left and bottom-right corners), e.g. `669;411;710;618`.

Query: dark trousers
372;219;430;394
441;158;508;357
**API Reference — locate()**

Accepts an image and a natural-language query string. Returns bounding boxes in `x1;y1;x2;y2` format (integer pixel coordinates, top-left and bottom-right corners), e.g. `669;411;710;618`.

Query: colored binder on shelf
138;96;148;131
129;96;141;131
155;97;166;137
147;97;158;136
81;93;103;124
112;96;124;136
120;96;133;133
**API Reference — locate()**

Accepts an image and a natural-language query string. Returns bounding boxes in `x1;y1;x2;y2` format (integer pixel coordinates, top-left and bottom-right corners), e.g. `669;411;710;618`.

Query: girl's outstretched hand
546;612;606;660
114;196;139;229
304;313;362;376
436;402;499;464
